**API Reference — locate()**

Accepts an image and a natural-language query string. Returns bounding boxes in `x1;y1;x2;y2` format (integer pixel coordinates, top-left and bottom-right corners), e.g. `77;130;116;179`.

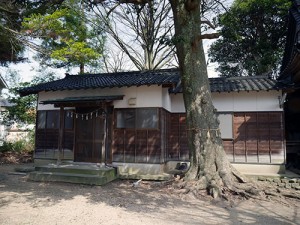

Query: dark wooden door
75;108;105;163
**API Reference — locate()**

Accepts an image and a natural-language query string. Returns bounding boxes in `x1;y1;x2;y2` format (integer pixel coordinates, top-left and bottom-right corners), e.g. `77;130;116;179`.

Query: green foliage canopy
208;0;291;77
0;1;67;65
0;1;26;65
22;0;105;73
4;70;57;124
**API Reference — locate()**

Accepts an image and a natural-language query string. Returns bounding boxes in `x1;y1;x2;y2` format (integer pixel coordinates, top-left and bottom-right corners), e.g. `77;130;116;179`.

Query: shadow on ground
0;164;299;225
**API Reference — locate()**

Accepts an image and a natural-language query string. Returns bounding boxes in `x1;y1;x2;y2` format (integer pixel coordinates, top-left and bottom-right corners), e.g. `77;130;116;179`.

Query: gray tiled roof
173;75;278;93
211;76;278;92
19;69;179;96
19;69;279;96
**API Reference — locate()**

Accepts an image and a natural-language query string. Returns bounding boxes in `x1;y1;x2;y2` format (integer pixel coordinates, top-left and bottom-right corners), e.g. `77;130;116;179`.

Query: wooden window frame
217;112;234;139
115;108;159;130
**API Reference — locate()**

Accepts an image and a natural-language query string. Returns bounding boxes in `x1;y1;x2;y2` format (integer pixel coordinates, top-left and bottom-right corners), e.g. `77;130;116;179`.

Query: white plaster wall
129;86;162;108
37;87;283;113
162;88;172;112
171;90;283;113
37;85;164;110
170;94;186;112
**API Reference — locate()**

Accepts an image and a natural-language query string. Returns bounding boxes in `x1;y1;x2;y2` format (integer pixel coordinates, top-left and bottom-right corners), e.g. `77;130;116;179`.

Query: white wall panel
212;92;234;111
37;86;282;112
170;94;186;113
37;85;164;110
162;88;172;111
170;90;282;113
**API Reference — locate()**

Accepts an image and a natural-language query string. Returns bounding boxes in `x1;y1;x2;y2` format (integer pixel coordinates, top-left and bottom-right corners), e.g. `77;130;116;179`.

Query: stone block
289;178;298;183
281;178;289;183
273;178;281;183
258;177;266;181
285;183;292;189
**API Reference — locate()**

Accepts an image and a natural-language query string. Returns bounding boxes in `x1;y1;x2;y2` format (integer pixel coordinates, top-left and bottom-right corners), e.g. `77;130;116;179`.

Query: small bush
0;142;15;153
0;130;35;154
0;140;33;153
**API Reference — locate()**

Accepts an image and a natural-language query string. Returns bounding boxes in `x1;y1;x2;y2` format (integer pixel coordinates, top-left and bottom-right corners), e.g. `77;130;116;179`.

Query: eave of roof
41;95;124;107
19;69;180;96
279;2;300;81
18;69;279;96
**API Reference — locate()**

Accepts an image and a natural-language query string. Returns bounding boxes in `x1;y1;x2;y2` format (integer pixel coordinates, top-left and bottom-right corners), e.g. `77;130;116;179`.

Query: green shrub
0;142;15;153
0;131;35;154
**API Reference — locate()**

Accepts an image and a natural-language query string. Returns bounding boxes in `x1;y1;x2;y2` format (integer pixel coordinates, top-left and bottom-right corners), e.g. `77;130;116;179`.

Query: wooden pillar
102;104;108;164
57;106;64;164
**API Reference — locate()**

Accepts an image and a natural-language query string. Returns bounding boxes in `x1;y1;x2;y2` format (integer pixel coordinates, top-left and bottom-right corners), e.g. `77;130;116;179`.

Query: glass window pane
218;113;233;138
46;111;59;129
37;111;46;129
136;108;158;129
116;110;135;128
64;111;74;129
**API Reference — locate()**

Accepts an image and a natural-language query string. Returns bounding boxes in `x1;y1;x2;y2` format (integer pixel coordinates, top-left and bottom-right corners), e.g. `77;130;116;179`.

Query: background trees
0;1;68;66
0;1;26;65
3;69;57;124
87;0;176;71
208;0;290;77
22;0;106;74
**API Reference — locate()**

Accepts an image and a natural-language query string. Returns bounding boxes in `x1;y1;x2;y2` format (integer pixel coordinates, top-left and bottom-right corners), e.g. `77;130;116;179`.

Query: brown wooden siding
36;109;284;165
35;129;58;158
112;109;162;163
228;112;285;163
166;113;189;161
35;110;74;159
35;129;74;159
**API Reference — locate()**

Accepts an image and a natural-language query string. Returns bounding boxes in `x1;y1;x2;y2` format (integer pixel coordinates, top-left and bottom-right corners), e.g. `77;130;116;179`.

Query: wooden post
57;106;64;165
102;113;107;164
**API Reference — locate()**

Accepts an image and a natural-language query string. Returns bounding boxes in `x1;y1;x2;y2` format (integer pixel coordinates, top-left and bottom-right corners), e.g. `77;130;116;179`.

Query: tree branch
91;0;150;4
0;5;18;15
201;20;216;29
198;32;220;40
106;3;121;16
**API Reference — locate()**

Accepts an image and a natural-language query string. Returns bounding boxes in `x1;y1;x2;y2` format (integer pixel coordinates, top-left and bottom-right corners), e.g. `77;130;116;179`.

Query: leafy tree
3;69;57;124
208;0;291;77
0;1;67;65
0;1;26;65
22;0;105;73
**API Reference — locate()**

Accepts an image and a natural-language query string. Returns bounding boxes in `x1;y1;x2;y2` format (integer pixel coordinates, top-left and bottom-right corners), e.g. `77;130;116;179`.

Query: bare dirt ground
0;163;299;225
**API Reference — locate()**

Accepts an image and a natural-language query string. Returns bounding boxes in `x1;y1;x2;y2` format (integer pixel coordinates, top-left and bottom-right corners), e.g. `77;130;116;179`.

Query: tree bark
80;63;85;74
169;0;248;197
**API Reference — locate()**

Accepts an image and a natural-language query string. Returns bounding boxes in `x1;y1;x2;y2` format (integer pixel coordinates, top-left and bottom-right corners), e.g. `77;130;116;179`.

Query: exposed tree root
170;171;300;204
265;188;300;200
166;113;294;202
171;166;265;201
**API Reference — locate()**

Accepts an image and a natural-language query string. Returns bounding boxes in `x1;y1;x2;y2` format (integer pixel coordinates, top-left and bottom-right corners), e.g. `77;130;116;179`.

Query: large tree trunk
169;0;251;197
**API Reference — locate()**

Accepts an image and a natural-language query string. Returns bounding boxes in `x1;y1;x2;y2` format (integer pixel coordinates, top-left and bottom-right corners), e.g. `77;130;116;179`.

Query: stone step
119;173;172;181
35;164;117;177
28;171;116;186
